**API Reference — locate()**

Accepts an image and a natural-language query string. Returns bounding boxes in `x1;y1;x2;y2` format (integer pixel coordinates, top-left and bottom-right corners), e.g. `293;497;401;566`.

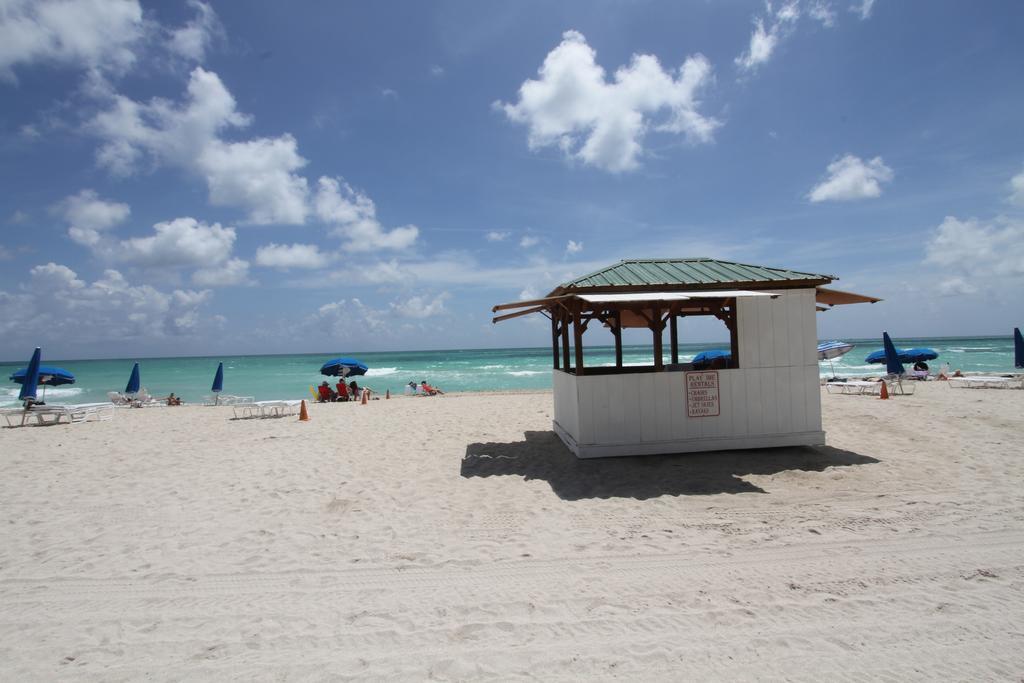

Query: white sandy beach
1;384;1023;680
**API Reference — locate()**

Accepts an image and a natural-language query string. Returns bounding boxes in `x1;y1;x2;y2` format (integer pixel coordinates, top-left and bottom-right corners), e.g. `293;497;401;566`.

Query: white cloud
497;30;720;173
192;258;252;287
58;189;130;246
313;176;418;251
391;292;450;319
520;235;540;248
566;239;583;254
310;297;388;337
0;0;145;82
89;67;309;224
486;230;510;242
936;276;978;297
1009;167;1024;206
167;0;222;62
255;243;330;269
118;217;235;267
735;1;801;72
380;87;398;98
430;65;444;77
8;210;29;224
808;1;837;27
0;262;214;342
851;0;877;20
924;216;1024;277
19;124;40;139
807;154;893;202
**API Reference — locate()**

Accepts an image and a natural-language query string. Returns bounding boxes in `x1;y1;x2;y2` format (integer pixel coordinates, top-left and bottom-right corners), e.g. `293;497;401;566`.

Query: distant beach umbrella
865;347;938;364
320;357;369;377
125;362;140;395
692;350;730;370
14;347;41;402
817;341;854;378
211;362;224;393
1015;327;1023;369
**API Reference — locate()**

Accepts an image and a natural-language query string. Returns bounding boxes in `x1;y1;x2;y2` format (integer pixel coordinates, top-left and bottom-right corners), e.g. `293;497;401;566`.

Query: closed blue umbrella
1015;328;1023;369
125;362;141;395
320;357;369;377
211;362;224;393
882;331;904;376
16;347;41;402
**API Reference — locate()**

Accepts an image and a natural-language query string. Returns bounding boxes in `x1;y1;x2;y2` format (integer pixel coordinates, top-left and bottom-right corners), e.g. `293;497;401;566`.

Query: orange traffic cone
361;389;368;405
385;389;390;400
878;381;889;400
299;399;310;420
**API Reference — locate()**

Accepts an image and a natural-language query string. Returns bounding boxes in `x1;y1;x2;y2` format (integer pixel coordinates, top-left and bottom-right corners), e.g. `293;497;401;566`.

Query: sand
1;383;1023;680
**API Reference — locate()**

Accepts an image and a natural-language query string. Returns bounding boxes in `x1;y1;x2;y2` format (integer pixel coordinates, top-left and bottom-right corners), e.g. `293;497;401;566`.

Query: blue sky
1;0;1022;360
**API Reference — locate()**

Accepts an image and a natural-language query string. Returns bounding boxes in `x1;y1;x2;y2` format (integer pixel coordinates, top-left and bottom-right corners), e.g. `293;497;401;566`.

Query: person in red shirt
336;381;350;402
420;380;444;396
317;381;334;402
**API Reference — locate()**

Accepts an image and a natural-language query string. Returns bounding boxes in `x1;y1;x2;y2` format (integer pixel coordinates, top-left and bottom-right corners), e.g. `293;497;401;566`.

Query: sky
1;0;1022;360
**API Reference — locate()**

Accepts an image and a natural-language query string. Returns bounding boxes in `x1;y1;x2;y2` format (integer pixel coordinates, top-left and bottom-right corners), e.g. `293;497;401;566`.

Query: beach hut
492;258;879;458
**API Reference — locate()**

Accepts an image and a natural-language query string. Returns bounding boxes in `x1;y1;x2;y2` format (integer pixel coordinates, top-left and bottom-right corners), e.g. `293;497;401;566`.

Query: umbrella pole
829;358;837;380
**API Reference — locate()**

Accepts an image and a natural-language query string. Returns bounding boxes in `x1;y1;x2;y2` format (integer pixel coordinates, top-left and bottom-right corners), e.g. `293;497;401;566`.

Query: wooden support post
573;304;584;376
613;315;623;369
652;306;663;371
551;314;560;369
669;313;679;365
561;310;571;372
728;308;740;369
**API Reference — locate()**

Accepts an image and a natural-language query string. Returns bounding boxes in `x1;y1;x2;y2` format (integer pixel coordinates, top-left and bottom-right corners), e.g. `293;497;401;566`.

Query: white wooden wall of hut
552;288;824;458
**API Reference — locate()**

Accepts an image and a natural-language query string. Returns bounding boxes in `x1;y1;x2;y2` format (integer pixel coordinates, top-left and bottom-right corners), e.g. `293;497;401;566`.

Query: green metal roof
554;258;835;292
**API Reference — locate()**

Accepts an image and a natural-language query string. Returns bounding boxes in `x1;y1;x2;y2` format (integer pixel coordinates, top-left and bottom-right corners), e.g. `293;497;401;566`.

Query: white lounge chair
231;399;302;419
948;375;1023;389
256;400;303;417
825;378;915;396
2;402;114;427
207;394;255;406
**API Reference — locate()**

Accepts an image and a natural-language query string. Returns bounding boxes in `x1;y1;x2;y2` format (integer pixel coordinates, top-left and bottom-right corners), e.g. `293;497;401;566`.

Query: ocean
1;336;1018;407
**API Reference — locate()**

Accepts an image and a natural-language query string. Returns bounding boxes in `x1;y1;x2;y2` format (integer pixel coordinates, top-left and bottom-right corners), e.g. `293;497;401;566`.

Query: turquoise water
1;336;1018;407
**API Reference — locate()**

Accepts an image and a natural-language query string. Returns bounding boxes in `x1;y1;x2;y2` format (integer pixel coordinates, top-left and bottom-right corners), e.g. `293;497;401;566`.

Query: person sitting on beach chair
318;382;335;402
166;393;182;406
336;381;350;402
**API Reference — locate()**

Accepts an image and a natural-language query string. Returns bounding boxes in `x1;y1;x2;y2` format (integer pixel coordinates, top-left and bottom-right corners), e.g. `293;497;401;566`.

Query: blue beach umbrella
14;347;41;402
10;355;75;402
211;362;224;393
1015;328;1023;369
320;357;369;377
125;362;141;395
882;332;904;375
864;347;939;364
692;349;731;370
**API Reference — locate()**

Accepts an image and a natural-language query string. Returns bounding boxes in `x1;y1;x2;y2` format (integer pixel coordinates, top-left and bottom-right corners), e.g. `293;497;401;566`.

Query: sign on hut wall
685;371;720;418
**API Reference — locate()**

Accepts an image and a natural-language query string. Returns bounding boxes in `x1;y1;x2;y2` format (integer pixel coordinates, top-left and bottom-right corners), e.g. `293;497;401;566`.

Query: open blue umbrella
865;347;938;364
692;349;731;370
1015;327;1023;369
212;362;224;393
15;347;41;402
320;357;368;377
10;353;74;403
125;362;141;395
